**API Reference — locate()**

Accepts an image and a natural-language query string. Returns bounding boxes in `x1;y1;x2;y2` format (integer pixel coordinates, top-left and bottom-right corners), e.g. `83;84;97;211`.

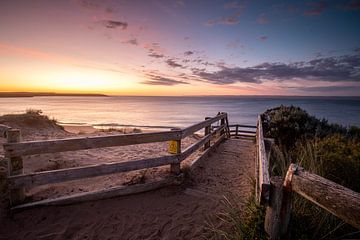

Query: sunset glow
1;0;360;95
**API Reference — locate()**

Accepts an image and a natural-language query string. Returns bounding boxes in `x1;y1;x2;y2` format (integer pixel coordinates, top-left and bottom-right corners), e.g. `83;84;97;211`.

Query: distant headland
0;92;108;98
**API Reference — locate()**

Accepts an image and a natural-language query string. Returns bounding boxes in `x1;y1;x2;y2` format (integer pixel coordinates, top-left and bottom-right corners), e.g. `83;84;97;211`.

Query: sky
0;0;360;96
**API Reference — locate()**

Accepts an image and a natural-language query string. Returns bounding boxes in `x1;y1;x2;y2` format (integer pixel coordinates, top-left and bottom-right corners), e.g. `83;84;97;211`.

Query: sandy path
0;139;255;240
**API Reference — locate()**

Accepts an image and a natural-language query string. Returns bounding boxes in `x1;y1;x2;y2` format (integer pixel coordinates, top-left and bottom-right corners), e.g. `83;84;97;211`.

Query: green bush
261;105;358;150
263;105;360;239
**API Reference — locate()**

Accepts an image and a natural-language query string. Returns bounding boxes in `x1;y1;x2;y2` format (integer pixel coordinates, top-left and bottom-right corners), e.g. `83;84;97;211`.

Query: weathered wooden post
204;117;211;150
220;114;225;136
168;128;181;174
5;129;25;205
235;124;239;137
264;165;294;239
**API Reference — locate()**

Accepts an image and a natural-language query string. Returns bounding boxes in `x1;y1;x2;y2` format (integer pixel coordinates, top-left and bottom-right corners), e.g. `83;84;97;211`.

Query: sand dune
0;114;254;239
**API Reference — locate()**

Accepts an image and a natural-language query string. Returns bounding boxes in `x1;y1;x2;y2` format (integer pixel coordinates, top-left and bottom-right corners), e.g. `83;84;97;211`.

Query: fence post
6;129;25;205
204;117;211;150
168;128;181;174
235;124;239;137
220;115;225;136
264;176;292;239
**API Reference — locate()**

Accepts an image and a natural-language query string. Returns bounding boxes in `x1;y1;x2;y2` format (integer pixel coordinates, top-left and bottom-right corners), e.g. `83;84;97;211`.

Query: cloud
101;20;128;30
259;35;268;41
206;16;240;26
77;0;116;13
123;38;138;45
304;1;327;16
142;75;189;86
165;58;184;68
191;53;360;85
224;1;244;10
77;0;100;10
342;0;360;11
144;42;166;58
256;14;269;24
294;85;360;92
148;52;164;58
184;51;194;56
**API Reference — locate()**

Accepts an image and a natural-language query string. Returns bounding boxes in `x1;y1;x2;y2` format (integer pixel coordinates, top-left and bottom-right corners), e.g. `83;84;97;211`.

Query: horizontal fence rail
4;131;182;157
227;124;256;138
3;113;229;207
291;165;360;229
265;164;360;238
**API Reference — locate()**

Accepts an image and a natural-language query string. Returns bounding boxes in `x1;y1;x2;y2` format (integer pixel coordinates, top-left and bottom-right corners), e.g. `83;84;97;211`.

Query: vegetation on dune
0;108;64;132
262;105;360;239
207;192;267;240
211;105;359;239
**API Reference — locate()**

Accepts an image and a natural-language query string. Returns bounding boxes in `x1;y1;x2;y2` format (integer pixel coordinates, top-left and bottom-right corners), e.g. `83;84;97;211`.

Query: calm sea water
0;96;359;128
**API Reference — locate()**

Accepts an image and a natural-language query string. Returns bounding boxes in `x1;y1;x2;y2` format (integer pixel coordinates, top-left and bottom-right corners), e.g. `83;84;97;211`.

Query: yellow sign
168;140;179;154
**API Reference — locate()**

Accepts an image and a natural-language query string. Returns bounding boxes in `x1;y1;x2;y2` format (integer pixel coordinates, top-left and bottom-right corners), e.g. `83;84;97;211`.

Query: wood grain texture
12;175;184;211
292;169;360;229
265;177;292;239
4;130;182;157
182;113;226;138
8;155;180;188
257;115;270;205
6;129;25;205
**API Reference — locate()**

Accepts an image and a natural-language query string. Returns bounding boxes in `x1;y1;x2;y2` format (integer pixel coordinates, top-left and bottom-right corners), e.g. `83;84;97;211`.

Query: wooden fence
255;116;360;239
2;112;230;209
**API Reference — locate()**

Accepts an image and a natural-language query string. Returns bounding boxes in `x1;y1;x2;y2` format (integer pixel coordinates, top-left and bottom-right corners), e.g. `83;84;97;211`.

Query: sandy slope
0;120;254;240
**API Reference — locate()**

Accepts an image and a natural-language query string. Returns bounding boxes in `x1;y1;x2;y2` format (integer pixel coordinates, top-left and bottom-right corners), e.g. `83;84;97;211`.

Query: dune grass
263;105;360;239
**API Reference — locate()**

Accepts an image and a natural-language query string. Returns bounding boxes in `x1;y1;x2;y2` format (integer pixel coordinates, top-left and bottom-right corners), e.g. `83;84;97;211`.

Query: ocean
0;96;359;129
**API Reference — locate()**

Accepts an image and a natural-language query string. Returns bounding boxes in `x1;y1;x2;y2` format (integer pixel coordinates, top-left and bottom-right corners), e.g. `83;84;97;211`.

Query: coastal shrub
261;105;356;149
0;110;64;132
263;105;360;239
25;108;43;115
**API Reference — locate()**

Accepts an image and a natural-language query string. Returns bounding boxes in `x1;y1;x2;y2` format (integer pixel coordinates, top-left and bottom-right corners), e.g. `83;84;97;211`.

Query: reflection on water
0;96;359;127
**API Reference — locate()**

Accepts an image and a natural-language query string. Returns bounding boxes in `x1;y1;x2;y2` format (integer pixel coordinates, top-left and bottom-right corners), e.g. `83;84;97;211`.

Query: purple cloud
259;36;268;42
165;58;184;68
304;1;327;16
191;53;360;85
101;20;128;30
142;75;189;86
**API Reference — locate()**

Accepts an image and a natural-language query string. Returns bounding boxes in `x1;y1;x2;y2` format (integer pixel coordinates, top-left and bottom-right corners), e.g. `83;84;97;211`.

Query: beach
0;111;255;239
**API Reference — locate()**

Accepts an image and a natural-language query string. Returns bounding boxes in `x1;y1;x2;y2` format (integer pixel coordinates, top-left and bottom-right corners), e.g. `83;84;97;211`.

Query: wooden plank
181;125;225;161
265;176;292;239
182;113;226;138
228;124;257;128
257;115;270;205
12;175;183;211
5;129;25;205
204;117;211;150
169;128;181;174
255;123;259;204
292;168;360;229
225;116;231;138
8;155;179;188
0;124;11;138
4;130;182;157
237;124;257;128
229;130;256;134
